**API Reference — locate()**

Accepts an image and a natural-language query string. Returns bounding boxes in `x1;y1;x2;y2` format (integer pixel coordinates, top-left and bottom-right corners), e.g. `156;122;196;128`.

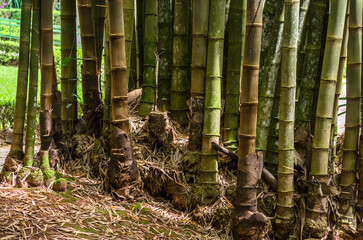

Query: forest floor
0;113;230;239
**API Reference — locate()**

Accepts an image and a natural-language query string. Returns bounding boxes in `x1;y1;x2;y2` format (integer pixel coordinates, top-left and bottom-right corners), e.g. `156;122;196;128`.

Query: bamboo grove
3;0;363;238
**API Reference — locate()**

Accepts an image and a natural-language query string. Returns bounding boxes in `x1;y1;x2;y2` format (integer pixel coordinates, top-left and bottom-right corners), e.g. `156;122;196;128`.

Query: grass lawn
0;65;18;104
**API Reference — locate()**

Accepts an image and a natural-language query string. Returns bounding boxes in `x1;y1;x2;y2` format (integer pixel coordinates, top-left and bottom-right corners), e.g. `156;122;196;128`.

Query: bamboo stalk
139;0;158;115
157;0;173;111
223;0;247;152
170;0;190;125
40;0;54;151
188;0;209;152
24;0;40;166
295;1;327;131
78;0;103;137
233;0;267;238
103;14;111;131
199;0;226;184
124;0;135;91
275;0;299;230
61;0;78;133
9;0;32;158
339;0;362;227
305;0;348;237
256;0;284;156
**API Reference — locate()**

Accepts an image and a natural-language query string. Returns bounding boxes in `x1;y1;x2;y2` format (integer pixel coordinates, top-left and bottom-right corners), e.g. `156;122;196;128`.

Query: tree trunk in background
223;0;246;152
61;0;78;133
78;0;103;137
233;0;268;238
274;0;299;237
124;0;135;91
295;1;326;133
170;0;189;125
256;0;284;156
139;0;158;115
103;15;111;132
24;0;40;166
136;0;144;88
188;0;209;152
9;0;32;159
157;0;173;111
304;0;347;237
40;0;54;151
339;0;362;229
107;0;139;197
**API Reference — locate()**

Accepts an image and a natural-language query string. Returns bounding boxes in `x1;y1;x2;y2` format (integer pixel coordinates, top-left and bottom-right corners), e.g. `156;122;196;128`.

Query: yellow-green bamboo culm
139;0;158;115
256;0;284;157
223;0;246;152
157;0;173;111
275;0;299;237
40;0;54;151
170;0;190;125
358;0;363;221
188;0;209;152
61;0;78;133
199;0;226;184
9;0;32;159
339;0;362;228
331;1;349;158
233;0;268;238
24;0;40;166
304;0;347;237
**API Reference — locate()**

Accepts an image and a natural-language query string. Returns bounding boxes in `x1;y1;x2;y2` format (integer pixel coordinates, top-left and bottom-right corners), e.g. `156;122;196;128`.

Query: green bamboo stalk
259;0;280;83
298;0;310;38
24;0;40;166
256;0;284;156
188;0;209;152
199;0;226;184
139;0;158;115
357;1;363;221
305;0;347;237
157;0;173;111
124;0;135;91
223;0;246;152
170;0;190;125
295;1;326;131
129;26;138;89
136;0;144;88
339;0;362;227
103;14;111;131
295;0;310;99
265;71;281;175
275;0;299;230
9;0;32;158
98;0;106;69
78;0;103;137
61;0;78;133
40;0;54;151
330;1;349;151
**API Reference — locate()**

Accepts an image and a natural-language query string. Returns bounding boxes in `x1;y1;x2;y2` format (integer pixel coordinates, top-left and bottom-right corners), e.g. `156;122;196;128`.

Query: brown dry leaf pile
0;175;223;239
